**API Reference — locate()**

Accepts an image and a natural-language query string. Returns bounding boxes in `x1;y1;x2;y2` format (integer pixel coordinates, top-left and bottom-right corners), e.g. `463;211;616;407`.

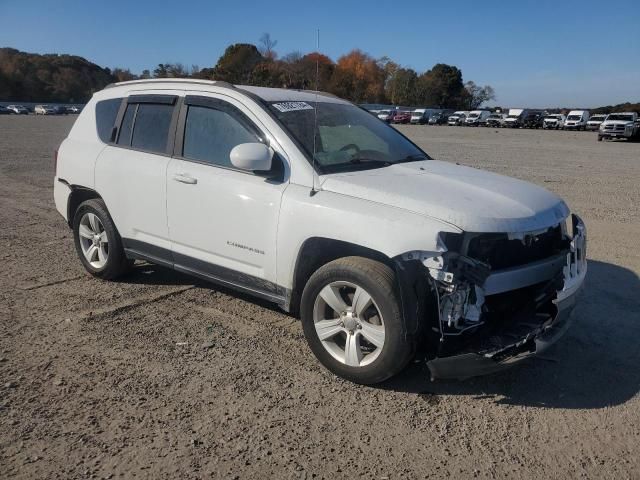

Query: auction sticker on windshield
272;101;314;113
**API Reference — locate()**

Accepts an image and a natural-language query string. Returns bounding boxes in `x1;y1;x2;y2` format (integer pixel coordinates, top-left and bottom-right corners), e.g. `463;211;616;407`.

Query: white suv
54;79;587;384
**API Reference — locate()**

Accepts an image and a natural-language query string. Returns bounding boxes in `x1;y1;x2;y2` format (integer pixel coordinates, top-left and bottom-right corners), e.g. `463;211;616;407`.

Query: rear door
166;93;288;301
95;92;181;258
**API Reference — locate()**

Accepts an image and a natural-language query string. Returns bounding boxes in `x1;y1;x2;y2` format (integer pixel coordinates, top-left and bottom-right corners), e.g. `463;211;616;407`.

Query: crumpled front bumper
427;215;587;380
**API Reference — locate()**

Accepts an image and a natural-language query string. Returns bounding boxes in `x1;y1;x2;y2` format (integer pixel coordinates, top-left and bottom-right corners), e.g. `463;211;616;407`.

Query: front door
166;93;288;301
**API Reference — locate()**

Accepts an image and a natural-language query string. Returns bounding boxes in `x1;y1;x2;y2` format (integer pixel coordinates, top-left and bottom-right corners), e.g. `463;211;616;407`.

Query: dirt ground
1;116;639;479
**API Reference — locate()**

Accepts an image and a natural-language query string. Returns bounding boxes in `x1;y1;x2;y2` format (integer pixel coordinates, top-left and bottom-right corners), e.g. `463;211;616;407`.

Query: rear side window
183;105;259;167
95;98;122;143
131;103;174;153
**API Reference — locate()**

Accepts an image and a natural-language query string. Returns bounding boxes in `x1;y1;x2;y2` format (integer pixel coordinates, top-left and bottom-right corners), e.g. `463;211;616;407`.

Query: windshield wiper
348;158;393;166
395;154;428;163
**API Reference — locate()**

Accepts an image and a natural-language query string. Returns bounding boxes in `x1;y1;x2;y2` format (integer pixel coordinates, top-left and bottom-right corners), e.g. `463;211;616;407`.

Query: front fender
276;184;460;289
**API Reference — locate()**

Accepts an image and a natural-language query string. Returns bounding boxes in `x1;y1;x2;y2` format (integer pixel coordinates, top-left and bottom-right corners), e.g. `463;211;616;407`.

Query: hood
320;160;569;233
602;120;633;126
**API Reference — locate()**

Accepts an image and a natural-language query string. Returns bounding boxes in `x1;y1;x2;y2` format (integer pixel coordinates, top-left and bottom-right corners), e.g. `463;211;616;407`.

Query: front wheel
300;257;414;385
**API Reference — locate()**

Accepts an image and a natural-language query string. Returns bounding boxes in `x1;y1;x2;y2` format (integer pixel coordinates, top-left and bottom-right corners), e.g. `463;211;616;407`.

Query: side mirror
230;143;273;172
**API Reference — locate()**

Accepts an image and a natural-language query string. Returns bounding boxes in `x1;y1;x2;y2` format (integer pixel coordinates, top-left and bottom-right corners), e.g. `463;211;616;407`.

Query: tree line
2;40;637;113
0;40;495;109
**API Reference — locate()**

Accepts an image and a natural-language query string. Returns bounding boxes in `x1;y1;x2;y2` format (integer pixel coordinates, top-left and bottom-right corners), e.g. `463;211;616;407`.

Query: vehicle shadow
120;261;286;314
382;260;640;409
120;259;640;409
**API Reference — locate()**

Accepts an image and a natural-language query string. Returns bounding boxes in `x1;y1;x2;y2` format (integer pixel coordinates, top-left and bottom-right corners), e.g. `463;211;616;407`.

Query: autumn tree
329;50;385;103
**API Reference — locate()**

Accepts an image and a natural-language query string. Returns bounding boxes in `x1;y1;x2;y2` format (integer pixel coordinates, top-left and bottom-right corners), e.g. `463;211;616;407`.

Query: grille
466;226;564;270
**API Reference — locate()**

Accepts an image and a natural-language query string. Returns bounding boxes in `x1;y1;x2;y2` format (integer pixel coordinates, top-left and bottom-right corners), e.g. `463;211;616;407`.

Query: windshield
468;113;479;118
606;114;634;121
590;115;606;121
268;101;429;174
545;115;560;120
567;115;581;120
507;114;519;118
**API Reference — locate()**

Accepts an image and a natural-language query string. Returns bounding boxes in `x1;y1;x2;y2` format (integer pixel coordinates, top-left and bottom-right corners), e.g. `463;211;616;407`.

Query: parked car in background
391;110;412;124
464;110;491;126
35;105;56;115
428;111;450;125
411;109;440;125
377;110;393;123
543;114;566;130
564;110;590;130
0;106;10;115
6;104;29;114
598;112;639;141
586;114;607;131
54;105;70;115
53;79;587;384
503;108;526;128
448;111;468;126
522;112;545;129
485;113;507;127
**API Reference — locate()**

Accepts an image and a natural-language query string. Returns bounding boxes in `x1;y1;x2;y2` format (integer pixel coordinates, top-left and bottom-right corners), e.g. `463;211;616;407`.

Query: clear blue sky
2;0;639;108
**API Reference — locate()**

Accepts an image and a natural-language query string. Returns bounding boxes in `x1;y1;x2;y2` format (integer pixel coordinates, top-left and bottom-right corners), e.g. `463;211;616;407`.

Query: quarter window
183;105;259;167
95;98;122;143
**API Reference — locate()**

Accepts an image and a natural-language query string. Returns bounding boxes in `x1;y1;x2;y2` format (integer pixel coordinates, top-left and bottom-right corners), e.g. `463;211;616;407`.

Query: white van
503;108;525;128
564;110;590;131
464;110;491;126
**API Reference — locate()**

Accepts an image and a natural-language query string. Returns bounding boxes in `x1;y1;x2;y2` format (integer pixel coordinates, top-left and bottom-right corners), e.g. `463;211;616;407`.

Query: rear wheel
300;257;414;385
73;199;132;280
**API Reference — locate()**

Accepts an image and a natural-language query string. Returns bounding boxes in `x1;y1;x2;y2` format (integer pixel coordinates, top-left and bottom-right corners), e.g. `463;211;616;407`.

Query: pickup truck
598;112;639;141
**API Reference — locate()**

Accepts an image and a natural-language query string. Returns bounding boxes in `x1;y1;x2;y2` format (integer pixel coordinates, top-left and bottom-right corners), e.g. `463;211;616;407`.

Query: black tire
300;256;414;385
597;136;602;142
72;198;133;280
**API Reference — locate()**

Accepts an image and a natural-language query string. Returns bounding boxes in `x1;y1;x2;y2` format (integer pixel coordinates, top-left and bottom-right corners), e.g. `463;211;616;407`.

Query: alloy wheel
78;212;109;269
313;281;386;367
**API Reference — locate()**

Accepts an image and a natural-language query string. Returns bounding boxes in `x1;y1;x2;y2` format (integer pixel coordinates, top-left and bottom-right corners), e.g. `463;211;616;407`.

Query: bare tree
464;81;496;109
259;33;278;60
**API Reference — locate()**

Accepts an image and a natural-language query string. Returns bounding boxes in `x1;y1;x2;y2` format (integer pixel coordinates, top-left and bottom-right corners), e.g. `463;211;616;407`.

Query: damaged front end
401;214;587;380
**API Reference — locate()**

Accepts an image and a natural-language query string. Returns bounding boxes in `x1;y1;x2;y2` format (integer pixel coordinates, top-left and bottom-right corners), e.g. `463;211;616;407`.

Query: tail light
53;149;58;175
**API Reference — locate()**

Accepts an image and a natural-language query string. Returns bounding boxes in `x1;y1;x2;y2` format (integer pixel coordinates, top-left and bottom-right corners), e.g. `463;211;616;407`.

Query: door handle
173;173;197;185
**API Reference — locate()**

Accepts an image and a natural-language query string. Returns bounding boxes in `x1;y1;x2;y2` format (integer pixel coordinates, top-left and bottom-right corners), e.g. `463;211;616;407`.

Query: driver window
183;105;259;167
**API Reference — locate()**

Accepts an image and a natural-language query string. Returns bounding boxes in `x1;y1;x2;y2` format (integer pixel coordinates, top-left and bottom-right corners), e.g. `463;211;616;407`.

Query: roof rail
104;78;236;90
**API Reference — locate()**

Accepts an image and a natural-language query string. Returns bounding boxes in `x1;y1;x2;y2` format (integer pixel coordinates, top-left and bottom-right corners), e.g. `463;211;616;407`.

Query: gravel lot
1;116;639;479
